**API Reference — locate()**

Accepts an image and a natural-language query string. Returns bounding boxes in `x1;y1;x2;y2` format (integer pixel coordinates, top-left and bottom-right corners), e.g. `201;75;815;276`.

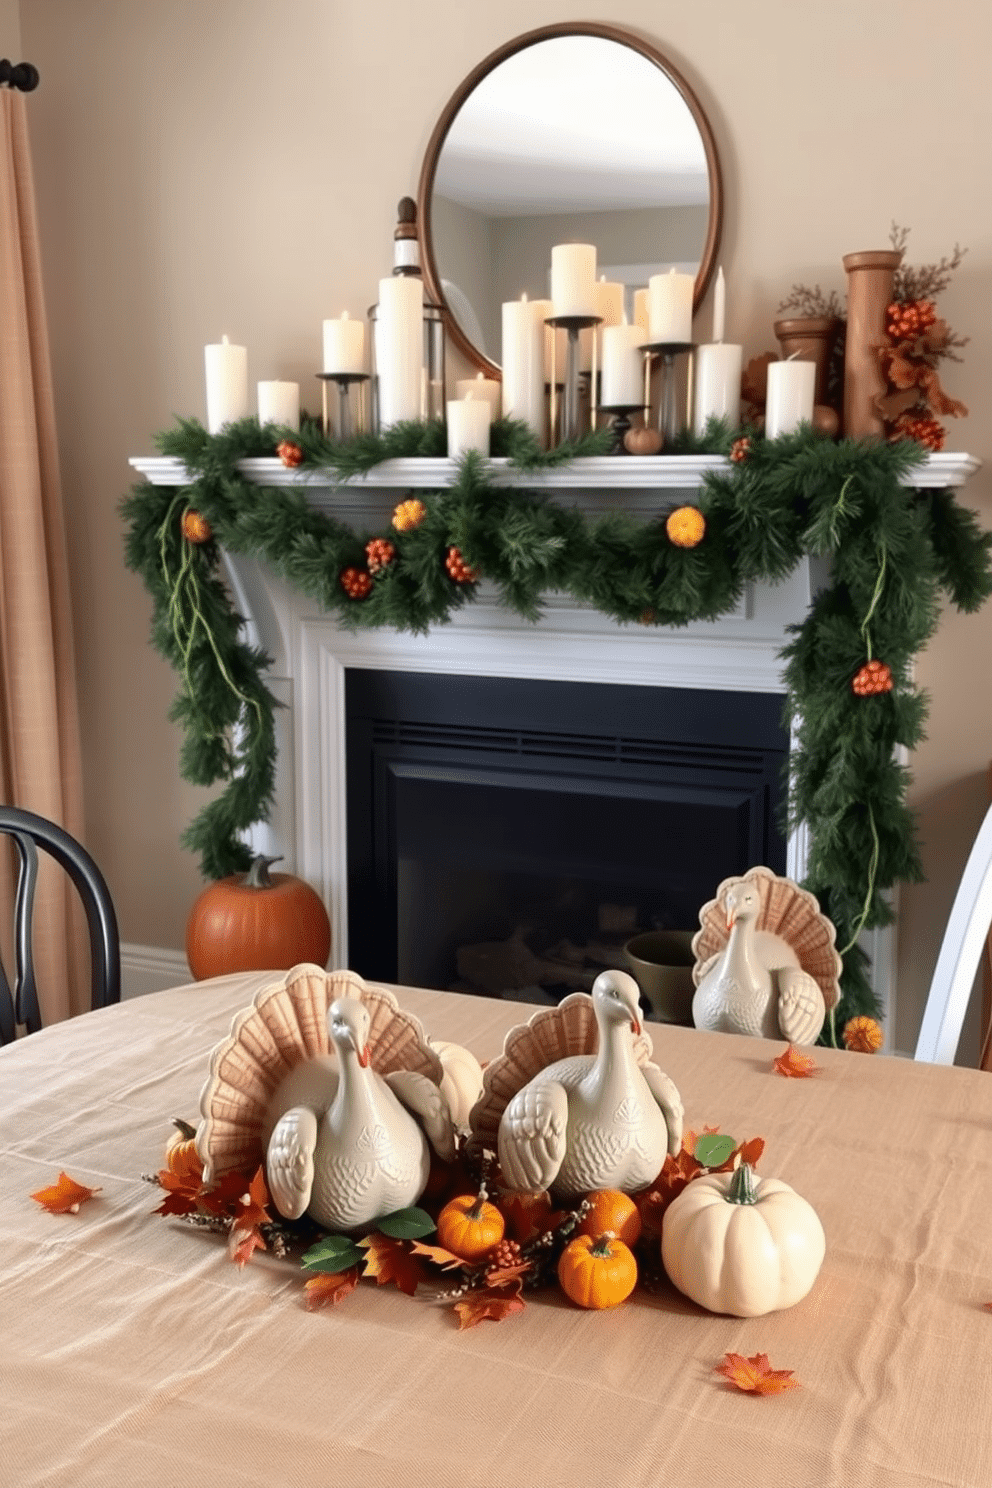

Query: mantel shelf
129;450;981;496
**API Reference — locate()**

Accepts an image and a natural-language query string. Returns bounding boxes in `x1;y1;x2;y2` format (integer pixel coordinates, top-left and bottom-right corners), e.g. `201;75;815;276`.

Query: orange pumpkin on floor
185;855;331;980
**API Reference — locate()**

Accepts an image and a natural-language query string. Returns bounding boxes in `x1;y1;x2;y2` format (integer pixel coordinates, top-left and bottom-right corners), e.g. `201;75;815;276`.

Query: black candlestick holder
641;341;695;443
317;372;369;440
598;404;644;454
545;313;602;444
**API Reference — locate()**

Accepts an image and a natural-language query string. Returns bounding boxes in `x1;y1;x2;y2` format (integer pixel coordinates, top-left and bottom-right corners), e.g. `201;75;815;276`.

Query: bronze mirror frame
417;21;724;379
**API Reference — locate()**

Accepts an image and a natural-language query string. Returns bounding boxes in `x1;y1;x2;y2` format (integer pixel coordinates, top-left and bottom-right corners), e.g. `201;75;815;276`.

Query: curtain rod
0;60;40;91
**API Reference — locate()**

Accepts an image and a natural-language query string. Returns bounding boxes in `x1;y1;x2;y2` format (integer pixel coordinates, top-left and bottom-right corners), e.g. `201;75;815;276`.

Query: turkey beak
631;1015;642;1037
726;907;736;931
357;1043;371;1069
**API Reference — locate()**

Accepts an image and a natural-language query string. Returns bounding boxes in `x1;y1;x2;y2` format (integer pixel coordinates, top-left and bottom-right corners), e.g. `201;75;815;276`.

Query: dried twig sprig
776;284;843;319
890;222;967;305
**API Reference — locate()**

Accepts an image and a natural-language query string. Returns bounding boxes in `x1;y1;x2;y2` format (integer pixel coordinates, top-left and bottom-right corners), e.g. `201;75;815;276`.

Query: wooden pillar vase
773;316;840;408
842;249;903;439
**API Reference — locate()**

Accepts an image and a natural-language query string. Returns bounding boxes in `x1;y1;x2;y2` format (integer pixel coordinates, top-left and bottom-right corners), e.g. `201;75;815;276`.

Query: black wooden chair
0;806;120;1044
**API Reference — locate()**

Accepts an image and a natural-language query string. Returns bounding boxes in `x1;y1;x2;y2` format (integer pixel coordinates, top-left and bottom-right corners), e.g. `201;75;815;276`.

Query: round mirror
418;23;723;376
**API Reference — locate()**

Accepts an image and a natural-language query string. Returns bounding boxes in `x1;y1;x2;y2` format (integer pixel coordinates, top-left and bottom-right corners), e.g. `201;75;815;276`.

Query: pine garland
121;415;992;1033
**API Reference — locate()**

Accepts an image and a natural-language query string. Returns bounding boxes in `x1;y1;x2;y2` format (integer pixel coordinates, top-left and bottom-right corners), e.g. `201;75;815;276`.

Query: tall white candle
533;298;566;385
501;294;545;442
204;335;248;433
323;312;365;374
257;380;300;430
647;269;694;344
601;323;646;407
446;394;491;458
692;344;742;434
711;266;726;344
550;243;597;317
765;358;816;438
375;276;423;428
456;372;501;418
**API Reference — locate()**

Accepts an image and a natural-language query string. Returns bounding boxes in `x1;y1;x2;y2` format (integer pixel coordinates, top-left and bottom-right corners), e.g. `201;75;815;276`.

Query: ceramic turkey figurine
468;969;683;1202
196;965;456;1233
691;867;842;1045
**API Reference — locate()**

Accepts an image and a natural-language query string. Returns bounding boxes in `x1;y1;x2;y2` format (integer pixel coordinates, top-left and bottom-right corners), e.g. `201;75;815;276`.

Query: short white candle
765;358;816;438
375;276;423;428
323;311;365;375
455;372;501;418
692;344;742;434
257;380;300;430
711;266;726;344
601;322;646;407
501;294;545;442
204;335;249;433
550;243;597;317
446;394;491;458
647;269;694;344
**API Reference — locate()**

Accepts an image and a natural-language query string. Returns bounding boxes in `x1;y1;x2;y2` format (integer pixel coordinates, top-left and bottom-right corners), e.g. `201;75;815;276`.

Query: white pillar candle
375;276;423;428
455;372;501;418
601;323;646;407
647;269;694;344
633;288;650;334
446;395;491;458
323;311;365;375
204;335;248;433
501;295;545;441
533;298;566;385
595;276;625;329
711;266;726;345
765;358;816;438
257;380;300;430
550;243;597;317
692;344;742;434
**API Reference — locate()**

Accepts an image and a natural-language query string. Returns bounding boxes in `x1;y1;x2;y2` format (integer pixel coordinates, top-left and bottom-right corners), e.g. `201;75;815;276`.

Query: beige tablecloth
3;971;992;1488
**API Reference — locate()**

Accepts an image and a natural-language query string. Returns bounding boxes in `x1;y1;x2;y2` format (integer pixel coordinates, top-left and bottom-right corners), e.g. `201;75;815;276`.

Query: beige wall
0;1;20;54
16;0;992;1055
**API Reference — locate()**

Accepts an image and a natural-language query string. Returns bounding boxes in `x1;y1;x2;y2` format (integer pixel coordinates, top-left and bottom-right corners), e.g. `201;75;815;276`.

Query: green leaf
301;1234;364;1273
374;1206;437;1240
694;1133;737;1168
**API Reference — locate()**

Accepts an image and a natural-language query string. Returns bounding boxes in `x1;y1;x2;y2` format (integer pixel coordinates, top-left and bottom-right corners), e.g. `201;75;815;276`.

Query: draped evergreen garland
121;414;992;1034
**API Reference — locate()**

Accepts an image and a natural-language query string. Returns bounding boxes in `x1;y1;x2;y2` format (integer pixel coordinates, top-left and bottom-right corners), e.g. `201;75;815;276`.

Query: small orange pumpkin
164;1118;203;1184
185;855;331;981
558;1230;638;1309
623;427;663;456
436;1186;505;1261
578;1190;642;1248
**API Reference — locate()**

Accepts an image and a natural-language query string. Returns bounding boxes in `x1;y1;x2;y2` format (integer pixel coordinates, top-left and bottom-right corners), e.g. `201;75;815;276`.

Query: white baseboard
121;943;191;999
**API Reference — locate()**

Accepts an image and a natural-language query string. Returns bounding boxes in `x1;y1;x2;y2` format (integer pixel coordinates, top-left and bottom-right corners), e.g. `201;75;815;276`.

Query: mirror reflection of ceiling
434;37;709;216
426;34;715;366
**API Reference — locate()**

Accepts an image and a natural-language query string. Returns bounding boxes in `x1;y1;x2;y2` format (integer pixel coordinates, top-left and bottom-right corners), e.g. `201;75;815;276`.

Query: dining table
3;966;992;1488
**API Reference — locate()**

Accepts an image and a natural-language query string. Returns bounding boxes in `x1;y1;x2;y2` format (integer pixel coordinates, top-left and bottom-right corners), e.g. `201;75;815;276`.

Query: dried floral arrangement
776;285;844;321
877;225;969;451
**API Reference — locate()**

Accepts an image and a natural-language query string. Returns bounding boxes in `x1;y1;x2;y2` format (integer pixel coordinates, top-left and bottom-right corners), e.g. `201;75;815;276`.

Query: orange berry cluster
365;537;396;573
665;504;706;549
181;509;212;545
885;298;936;341
276;439;304;468
445;546;480;583
842;1015;884;1053
852;659;893;697
893;411;945;452
339;566;372;599
392;498;427;532
729;436;751;463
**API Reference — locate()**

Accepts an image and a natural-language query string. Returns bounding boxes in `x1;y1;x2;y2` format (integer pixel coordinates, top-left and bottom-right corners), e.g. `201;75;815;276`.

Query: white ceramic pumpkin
431;1039;484;1129
661;1163;825;1316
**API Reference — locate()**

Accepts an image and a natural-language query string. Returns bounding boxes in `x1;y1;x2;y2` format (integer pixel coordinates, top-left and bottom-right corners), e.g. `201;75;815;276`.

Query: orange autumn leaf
499;1189;562;1243
360;1233;428;1295
409;1240;469;1271
228;1223;267;1268
454;1290;526;1329
715;1352;800;1395
737;1136;766;1168
200;1166;271;1227
304;1267;360;1311
31;1172;101;1215
483;1262;530;1292
773;1044;819;1078
983;1302;992;1313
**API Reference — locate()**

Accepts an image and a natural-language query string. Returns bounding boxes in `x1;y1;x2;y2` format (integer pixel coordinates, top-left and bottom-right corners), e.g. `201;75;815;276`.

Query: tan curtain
0;88;88;1025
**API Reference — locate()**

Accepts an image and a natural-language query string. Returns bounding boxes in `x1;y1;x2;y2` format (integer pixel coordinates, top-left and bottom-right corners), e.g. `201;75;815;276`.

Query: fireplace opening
345;670;788;1012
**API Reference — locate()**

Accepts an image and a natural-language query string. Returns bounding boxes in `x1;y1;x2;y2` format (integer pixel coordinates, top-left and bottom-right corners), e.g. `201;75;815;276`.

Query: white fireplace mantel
129;448;981;1036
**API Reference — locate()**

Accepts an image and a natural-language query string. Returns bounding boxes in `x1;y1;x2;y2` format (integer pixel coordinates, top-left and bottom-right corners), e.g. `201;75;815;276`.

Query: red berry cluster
892;411;945;452
729;436;751;464
852;659;893;697
276;440;304;468
885;299;936;341
445;546;480;583
339;566;372;599
365;537;396;573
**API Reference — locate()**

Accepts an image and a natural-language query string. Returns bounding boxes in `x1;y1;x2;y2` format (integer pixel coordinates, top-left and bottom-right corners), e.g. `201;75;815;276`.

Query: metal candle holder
598;404;644;454
317;372;369;440
546;313;602;445
641;341;695;444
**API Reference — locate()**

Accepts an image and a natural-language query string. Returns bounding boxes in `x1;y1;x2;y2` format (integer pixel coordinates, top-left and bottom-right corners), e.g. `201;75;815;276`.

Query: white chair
914;800;992;1065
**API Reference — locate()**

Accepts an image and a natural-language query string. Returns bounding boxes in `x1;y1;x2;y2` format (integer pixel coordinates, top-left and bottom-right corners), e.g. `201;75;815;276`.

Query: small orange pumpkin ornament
558;1230;638;1309
665;505;706;548
623;427;663;456
436;1185;505;1261
185;854;331;981
578;1189;642;1248
164;1118;203;1184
